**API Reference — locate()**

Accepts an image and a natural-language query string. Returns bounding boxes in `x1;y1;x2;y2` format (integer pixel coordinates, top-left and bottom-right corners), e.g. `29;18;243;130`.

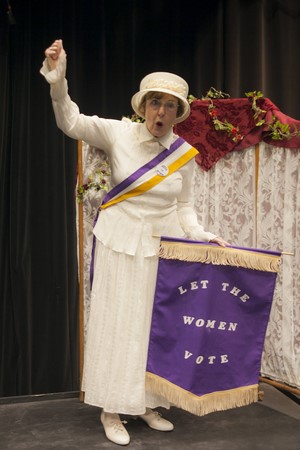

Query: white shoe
100;411;130;446
139;408;174;431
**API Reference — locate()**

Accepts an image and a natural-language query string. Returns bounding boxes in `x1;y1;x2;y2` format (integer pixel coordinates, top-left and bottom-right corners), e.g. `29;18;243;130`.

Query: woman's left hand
209;236;230;247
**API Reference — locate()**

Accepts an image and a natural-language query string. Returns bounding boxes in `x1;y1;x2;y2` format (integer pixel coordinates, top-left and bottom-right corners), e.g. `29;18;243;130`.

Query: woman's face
144;93;179;138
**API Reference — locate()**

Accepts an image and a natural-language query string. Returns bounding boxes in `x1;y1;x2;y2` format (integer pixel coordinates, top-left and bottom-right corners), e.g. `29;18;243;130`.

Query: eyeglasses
147;98;178;112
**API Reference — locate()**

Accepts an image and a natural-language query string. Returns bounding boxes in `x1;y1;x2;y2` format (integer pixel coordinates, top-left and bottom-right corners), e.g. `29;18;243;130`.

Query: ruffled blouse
40;53;216;256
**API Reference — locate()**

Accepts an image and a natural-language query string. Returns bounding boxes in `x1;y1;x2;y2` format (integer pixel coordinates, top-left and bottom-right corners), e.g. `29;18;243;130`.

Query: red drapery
175;98;300;171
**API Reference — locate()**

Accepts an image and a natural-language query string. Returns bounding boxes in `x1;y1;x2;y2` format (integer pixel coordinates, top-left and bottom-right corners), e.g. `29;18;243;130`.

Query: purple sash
101;137;186;207
90;137;195;287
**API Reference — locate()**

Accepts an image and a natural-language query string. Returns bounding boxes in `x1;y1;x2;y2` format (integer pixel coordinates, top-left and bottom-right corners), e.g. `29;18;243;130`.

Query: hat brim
131;88;190;124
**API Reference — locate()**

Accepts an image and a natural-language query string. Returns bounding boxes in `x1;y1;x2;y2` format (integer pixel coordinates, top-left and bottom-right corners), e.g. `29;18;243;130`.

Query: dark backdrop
1;0;300;397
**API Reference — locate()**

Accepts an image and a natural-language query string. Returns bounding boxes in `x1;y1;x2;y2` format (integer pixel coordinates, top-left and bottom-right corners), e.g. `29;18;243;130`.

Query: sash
100;137;198;210
90;137;198;287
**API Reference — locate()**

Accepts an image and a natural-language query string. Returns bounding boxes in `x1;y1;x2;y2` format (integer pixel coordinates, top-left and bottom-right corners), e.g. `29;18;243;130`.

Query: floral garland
196;88;242;143
267;116;300;140
201;87;300;142
247;90;300;140
245;90;266;125
77;162;111;202
127;113;145;123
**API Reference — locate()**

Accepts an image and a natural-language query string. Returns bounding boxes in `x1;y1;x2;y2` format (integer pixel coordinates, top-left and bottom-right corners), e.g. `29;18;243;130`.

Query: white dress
40;53;216;415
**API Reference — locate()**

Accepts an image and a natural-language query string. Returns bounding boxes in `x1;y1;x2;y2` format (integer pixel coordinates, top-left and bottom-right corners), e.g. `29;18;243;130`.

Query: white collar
139;122;175;150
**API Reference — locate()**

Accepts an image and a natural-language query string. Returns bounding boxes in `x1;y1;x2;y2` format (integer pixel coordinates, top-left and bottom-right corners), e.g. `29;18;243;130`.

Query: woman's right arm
40;40;113;151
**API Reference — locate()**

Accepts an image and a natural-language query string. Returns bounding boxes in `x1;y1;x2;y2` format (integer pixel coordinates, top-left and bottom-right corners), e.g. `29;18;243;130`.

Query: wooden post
77;140;85;402
259;376;300;396
254;143;260;245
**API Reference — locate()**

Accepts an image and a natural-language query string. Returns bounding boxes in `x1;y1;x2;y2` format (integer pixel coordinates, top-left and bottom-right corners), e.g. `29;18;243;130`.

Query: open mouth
156;121;163;127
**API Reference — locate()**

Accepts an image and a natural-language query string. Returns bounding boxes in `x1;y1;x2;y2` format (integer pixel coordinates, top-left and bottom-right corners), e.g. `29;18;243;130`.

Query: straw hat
131;72;190;123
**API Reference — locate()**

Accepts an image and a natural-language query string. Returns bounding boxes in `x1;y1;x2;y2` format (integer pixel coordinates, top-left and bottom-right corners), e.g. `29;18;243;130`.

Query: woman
41;40;228;446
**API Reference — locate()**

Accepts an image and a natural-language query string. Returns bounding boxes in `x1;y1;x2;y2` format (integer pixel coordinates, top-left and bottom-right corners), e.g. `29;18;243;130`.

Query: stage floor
1;384;299;449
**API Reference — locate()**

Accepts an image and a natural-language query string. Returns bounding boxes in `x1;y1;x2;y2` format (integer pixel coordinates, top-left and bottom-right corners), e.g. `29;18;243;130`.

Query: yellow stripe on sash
101;146;198;210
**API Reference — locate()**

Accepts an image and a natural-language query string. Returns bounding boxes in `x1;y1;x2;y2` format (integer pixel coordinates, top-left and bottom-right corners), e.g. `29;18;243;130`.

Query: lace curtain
193;143;300;389
77;143;111;341
78;142;300;390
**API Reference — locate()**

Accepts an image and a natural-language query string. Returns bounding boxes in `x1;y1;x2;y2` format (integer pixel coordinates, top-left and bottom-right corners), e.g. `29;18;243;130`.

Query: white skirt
82;239;170;415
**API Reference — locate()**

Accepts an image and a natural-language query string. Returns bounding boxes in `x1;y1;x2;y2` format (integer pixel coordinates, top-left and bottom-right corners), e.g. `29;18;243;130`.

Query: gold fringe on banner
159;241;281;273
145;372;259;417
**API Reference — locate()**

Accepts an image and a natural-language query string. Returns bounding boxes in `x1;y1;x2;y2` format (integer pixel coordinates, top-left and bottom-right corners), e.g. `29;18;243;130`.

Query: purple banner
146;238;280;414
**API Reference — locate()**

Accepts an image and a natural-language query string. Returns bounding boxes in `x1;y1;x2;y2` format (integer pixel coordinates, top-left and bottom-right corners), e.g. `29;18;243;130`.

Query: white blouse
40;54;216;256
